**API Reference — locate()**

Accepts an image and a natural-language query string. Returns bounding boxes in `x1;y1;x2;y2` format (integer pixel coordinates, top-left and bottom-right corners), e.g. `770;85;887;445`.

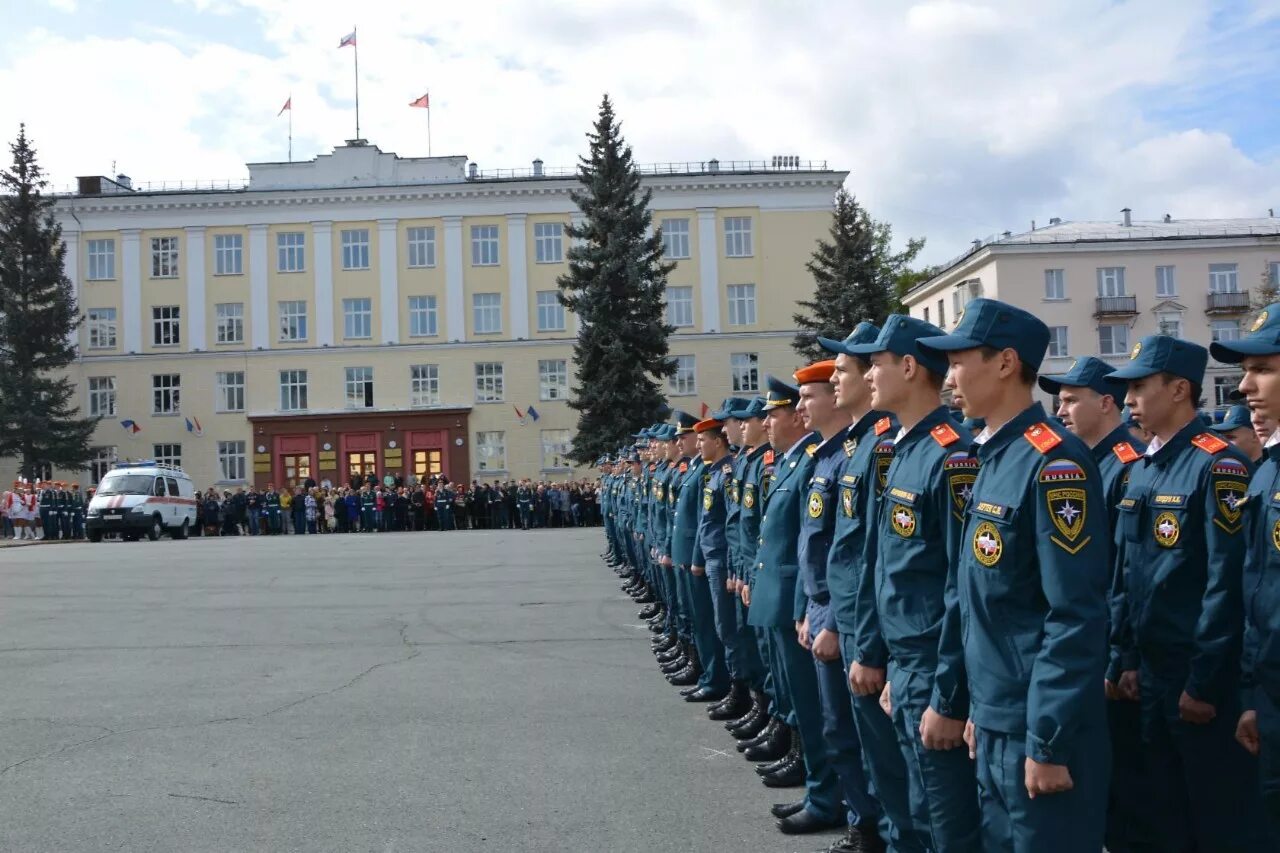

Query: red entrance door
408;430;449;481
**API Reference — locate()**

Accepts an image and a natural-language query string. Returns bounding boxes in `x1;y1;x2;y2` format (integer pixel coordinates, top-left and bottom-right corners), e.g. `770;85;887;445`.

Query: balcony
1094;295;1138;317
1206;291;1250;314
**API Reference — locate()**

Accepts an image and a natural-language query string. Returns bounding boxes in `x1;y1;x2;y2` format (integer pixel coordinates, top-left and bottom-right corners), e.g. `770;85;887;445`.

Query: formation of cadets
1;481;87;540
598;297;1280;853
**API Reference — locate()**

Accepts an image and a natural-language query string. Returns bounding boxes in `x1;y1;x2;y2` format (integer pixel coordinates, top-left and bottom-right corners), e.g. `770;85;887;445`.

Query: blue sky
3;0;1278;264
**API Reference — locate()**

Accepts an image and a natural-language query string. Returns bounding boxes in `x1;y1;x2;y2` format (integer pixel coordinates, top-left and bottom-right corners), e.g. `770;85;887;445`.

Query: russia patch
944;450;978;470
1212;458;1250;477
1039;459;1087;483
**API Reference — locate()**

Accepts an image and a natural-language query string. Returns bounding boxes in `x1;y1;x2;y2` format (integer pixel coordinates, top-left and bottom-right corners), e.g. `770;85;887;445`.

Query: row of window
82;216;758;281
1032;317;1243;360
1040;262;1279;301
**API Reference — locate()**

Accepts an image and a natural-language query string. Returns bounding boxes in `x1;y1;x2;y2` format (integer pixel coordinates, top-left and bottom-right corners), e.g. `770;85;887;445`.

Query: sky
2;0;1278;266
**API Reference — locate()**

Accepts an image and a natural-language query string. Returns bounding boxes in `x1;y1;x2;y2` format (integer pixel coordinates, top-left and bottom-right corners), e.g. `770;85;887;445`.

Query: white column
185;226;206;350
248;225;269;349
121;229;142;353
61;229;80;350
506;213;529;339
312;221;334;347
443;216;466;342
377;218;399;344
696;207;721;332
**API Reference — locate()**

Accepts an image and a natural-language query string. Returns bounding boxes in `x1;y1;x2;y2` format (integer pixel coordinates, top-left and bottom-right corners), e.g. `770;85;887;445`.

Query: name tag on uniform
1118;498;1138;510
888;487;917;505
972;501;1009;519
1152;494;1187;507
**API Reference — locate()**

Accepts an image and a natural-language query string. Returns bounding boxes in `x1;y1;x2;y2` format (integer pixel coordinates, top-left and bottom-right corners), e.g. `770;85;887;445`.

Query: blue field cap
818;321;881;358
713;397;751;420
1038;356;1120;399
673;411;699;434
1211;403;1252;432
917;298;1050;372
846;314;950;377
732;396;768;419
762;375;801;411
1210;304;1280;363
1104;335;1208;386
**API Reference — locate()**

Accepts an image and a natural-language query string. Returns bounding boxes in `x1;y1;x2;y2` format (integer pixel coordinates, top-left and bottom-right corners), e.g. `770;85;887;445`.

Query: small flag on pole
184;417;204;437
700;402;710;418
338;30;356;48
409;93;430;108
278;96;291;116
120;419;141;435
513;404;526;422
526;405;541;422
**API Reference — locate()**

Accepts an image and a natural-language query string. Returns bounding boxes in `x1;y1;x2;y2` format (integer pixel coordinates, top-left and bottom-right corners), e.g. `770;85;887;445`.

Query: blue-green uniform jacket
1243;441;1280;711
960;405;1110;764
647;461;670;558
748;433;821;629
736;443;772;586
1092;426;1147;683
653;463;674;558
725;448;748;581
670;457;704;567
698;454;735;574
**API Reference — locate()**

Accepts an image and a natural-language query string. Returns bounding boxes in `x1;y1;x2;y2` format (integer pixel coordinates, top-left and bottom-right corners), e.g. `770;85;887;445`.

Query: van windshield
96;474;157;496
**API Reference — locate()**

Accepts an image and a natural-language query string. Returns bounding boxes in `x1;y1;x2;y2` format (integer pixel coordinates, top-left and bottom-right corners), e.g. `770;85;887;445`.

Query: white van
86;461;197;542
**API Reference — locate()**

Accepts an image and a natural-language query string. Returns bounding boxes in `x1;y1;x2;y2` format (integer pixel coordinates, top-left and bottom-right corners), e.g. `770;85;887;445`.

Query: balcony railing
1094;296;1138;316
1206;291;1250;313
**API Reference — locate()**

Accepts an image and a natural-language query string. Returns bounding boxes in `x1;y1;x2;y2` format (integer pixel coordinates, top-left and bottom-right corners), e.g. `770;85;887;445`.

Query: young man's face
1253;409;1278;445
676;432;698;457
1239;354;1280;421
1122;375;1182;432
831;353;870;412
866;351;907;412
742;416;767;447
1055;386;1110;438
697;431;724;461
944;349;1002;418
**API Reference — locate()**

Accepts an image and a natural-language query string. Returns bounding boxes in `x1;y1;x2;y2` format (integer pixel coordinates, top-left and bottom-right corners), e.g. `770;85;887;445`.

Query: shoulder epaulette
1112;442;1141;464
875;417;892;436
763;450;775;465
678;462;688;473
805;443;818;457
1023;422;1062;455
1191;432;1229;455
930;423;960;448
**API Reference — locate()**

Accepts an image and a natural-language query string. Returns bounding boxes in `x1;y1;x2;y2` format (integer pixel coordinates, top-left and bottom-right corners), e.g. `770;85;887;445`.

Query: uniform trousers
1256;690;1280;846
706;566;762;684
768;624;840;821
685;567;730;694
1104;696;1158;852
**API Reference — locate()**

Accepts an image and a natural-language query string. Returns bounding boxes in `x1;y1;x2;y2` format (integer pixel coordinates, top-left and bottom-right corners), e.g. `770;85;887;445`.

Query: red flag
700;402;710;418
409;93;430;109
278;97;291;116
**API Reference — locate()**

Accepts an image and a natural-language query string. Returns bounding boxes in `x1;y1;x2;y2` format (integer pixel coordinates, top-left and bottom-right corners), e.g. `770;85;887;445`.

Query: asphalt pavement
0;530;842;853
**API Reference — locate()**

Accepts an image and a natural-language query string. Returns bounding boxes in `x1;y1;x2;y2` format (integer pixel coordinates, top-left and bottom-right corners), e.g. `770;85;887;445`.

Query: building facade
47;143;845;490
903;214;1280;412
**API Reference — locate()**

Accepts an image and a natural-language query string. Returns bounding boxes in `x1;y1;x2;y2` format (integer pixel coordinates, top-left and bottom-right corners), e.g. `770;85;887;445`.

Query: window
214;234;243;275
278;300;307;342
536;291;565;331
1157;310;1183;338
152;305;180;346
937;299;946;328
1044;269;1065;300
345;366;374;409
410;364;440;407
86;239;115;280
1215;375;1243;408
1156;265;1177;297
1098;324;1129;356
277;232;305;272
150;236;179;278
727;284;756;326
476;431;506;471
471;224;499;266
408;295;438;337
534;222;564;264
1097;267;1126;297
341;228;370;270
215;371;245;413
661;218;690;259
153;443;182;468
952;288;965;317
1209;263;1239;293
539;359;569;401
541;429;572;470
923;306;930;324
86;307;117;349
152;374;180;415
669;354;696;396
666;286;694;328
215;302;244;344
723;216;753;257
474;362;505;403
1212;319;1241;343
90;447;117;484
1270;261;1280;289
217;440;247;482
343;297;372;339
731;352;759;392
88;376;116;417
1047;326;1069;358
473;293;502;334
279;369;308;411
407;226;436;268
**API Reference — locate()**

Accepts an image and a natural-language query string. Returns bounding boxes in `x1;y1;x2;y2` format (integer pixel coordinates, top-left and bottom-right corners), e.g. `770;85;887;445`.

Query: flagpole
427;89;432;156
288;94;293;162
353;25;361;139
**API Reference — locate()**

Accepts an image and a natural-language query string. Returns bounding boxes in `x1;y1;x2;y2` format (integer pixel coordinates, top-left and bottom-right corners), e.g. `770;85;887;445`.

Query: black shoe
728;696;767;735
657;643;685;662
684;686;726;703
659;656;688;674
667;666;698;686
775;809;843;834
648;621;665;634
652;636;678;653
736;720;776;752
745;725;792;763
770;800;806;819
823;824;886;853
708;682;751;720
634;593;656;604
761;757;806;788
707;680;745;714
639;603;661;619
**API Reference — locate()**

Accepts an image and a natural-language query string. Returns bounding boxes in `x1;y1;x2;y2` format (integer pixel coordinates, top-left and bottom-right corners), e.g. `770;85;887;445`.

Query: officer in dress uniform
517;480;534;530
642;429;674;632
1105;333;1270;851
1212;403;1265;464
70;484;85;539
1213;304;1280;842
38;481;55;540
1038;355;1152;852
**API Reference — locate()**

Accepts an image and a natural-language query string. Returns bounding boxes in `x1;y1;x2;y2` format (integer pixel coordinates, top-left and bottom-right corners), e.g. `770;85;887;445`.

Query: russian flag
120;419;141;435
338;30;356;48
185;417;203;437
526;405;540;422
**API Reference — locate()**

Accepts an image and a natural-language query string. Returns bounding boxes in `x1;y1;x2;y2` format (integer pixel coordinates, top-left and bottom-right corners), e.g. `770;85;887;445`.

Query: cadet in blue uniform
1038;355;1152;853
856;314;980;853
1211;310;1280;843
1212;402;1264;464
1104;334;1269;851
822;323;920;853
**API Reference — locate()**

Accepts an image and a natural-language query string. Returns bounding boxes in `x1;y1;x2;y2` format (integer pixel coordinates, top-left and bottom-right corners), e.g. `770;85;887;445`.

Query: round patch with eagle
973;521;1003;566
1154;511;1180;548
890;504;916;538
808;491;824;519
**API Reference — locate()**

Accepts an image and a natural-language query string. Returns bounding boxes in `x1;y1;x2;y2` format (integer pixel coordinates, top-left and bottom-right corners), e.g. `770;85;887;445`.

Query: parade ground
0;531;840;852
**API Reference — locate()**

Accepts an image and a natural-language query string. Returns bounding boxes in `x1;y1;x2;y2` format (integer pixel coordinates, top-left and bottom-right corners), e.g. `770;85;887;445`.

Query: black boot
736;718;778;752
760;750;805;788
708;681;752;720
639;603;662;619
727;689;767;733
745;722;792;762
755;738;799;774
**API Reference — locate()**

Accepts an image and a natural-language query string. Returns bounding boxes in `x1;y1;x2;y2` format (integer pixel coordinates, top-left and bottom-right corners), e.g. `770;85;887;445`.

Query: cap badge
1129;341;1142;360
1252;310;1269;332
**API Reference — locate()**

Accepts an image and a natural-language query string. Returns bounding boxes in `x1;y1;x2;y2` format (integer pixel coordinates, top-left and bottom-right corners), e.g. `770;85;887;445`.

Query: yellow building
52;142;845;489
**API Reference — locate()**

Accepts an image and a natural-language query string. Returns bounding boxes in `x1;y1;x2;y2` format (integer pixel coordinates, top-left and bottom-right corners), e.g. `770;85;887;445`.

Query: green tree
792;188;925;360
1251;262;1279;312
558;96;676;464
0;125;99;480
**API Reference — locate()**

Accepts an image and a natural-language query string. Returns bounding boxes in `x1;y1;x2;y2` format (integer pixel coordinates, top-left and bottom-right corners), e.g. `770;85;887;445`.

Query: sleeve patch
1215;480;1248;530
1191;433;1229;455
944;450;978;470
875;417;892;436
1112;442;1141;464
1024;423;1063;454
1211;458;1250;477
930;423;961;447
1038;459;1087;483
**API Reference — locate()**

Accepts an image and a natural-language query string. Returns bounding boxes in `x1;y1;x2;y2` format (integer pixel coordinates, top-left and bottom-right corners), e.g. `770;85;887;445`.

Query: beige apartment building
903;213;1280;412
43;142;844;489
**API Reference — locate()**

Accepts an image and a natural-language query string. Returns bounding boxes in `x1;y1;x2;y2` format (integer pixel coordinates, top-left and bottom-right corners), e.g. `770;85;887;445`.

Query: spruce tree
558;96;676;464
0;125;100;480
792;188;925;360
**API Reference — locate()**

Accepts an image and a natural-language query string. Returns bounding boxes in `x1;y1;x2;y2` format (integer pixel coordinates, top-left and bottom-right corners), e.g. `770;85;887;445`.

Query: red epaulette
1191;432;1229;455
930;423;960;448
875;417;892;436
763;450;775;465
678;462;688;473
1023;422;1063;455
1112;442;1141;464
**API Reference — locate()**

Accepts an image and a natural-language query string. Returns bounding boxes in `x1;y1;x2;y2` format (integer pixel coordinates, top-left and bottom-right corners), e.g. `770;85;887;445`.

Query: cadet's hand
796;617;811;650
1117;670;1140;701
691;565;705;576
1236;710;1261;756
849;663;886;697
919;707;966;750
1025;759;1073;798
1178;691;1216;725
661;556;673;568
741;584;752;606
811;629;839;662
965;720;976;759
879;682;892;716
1104;679;1120;701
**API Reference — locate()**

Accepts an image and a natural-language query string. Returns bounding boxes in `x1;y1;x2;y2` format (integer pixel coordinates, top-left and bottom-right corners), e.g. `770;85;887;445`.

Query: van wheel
88;530;103;543
173;519;189;540
147;516;163;541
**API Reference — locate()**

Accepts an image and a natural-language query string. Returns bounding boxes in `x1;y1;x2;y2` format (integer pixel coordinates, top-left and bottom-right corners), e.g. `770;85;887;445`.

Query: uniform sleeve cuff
928;687;966;720
1025;729;1069;765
